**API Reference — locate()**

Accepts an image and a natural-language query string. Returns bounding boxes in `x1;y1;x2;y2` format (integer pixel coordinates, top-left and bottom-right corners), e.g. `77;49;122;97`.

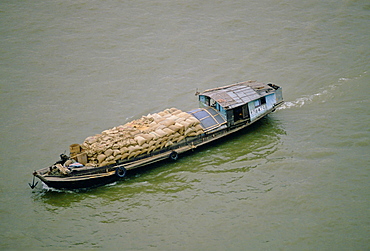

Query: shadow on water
32;114;286;204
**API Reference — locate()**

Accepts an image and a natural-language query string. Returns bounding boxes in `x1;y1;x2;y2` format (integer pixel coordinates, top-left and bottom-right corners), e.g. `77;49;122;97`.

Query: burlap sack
163;128;175;136
168;124;183;133
179;120;191;131
155;128;167;138
114;154;122;161
175;135;185;143
97;154;106;164
106;155;115;162
128;145;142;154
135;135;147;146
82;107;205;165
159;119;176;127
104;149;114;157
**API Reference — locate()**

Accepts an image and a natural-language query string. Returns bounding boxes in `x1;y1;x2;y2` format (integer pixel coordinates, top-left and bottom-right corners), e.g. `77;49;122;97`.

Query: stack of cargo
78;108;204;167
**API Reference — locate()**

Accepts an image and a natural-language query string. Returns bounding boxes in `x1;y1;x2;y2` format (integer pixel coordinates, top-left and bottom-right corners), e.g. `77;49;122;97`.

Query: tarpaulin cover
187;107;226;132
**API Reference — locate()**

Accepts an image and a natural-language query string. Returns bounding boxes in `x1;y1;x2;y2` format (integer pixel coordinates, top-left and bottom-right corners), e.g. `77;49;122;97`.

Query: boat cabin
193;80;283;130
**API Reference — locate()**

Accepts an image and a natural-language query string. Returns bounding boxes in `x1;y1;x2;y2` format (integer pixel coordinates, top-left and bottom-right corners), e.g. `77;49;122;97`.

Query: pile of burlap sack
80;108;204;167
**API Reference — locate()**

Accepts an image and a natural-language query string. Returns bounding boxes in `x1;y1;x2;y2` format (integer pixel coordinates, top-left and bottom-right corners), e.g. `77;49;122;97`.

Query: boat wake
41;182;75;193
276;88;333;110
40;179;119;193
276;73;366;110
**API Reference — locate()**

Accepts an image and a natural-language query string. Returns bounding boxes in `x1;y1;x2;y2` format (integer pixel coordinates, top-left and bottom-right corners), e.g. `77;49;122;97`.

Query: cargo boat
30;80;283;190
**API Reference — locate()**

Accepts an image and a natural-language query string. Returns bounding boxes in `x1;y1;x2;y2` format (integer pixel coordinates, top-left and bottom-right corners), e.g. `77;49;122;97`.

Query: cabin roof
200;80;274;109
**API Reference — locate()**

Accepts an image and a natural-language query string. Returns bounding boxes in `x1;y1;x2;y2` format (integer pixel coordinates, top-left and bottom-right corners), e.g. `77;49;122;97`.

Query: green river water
0;0;369;250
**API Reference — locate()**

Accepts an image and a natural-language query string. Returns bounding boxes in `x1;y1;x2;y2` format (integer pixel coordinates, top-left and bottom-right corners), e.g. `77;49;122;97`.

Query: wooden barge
30;80;283;190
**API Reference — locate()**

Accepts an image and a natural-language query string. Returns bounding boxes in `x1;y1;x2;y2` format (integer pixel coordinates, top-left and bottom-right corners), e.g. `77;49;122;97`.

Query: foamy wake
277;86;336;110
277;90;331;110
276;74;364;110
41;182;75;193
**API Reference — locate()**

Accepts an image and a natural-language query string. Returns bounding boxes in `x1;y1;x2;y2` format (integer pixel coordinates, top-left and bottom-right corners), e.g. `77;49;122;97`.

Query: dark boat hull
37;171;118;190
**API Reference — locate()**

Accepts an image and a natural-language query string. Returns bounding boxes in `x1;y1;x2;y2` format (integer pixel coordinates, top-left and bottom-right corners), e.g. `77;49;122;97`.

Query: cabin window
261;97;266;104
254;99;261;107
233;106;243;122
216;103;222;112
199;95;206;104
242;104;249;119
210;98;216;107
199;96;210;106
254;97;266;107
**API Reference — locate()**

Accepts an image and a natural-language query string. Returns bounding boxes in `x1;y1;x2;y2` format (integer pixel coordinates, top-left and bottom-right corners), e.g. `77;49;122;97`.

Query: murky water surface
1;0;369;250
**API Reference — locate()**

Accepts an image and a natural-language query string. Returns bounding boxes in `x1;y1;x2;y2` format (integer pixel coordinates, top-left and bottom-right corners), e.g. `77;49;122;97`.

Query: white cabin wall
265;94;276;110
248;101;267;122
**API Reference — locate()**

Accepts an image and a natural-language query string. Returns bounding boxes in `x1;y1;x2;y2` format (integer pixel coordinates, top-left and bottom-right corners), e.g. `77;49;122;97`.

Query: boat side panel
275;88;283;103
39;171;118;190
248;101;267;122
265;93;276;110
